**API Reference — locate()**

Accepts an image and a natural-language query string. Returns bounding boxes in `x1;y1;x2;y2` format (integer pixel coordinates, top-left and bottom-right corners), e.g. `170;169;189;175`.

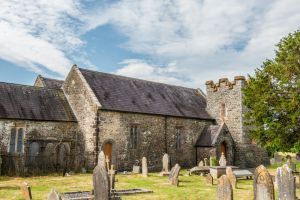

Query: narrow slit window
176;127;182;150
220;103;227;121
130;125;138;149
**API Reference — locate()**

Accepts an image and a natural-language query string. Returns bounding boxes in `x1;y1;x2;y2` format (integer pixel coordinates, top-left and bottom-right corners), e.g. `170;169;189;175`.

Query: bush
210;156;218;166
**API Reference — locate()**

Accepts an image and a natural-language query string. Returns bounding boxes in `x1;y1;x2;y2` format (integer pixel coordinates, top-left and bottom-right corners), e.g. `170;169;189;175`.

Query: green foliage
243;30;300;153
209;156;218;166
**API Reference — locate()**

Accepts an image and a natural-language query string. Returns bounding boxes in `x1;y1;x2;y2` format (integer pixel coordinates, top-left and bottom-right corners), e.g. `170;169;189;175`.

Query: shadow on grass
0;186;19;190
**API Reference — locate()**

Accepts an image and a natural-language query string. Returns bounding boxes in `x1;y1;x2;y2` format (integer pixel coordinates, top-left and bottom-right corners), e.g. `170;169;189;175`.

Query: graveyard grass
0;164;299;200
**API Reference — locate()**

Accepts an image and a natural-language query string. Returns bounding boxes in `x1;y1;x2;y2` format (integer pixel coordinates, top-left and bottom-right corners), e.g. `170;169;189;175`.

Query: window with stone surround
130;125;138;149
175;127;182;150
220;103;227;121
9;127;24;153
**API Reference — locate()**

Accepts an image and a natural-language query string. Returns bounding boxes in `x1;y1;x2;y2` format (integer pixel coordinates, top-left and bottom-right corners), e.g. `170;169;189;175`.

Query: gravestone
142;157;148;177
204;158;208;166
276;164;296;200
226;167;237;189
217;175;233;200
270;158;275;165
198;161;204;167
168;164;180;186
274;152;282;163
296;153;300;163
253;165;275;200
98;151;106;168
219;153;227;167
162;153;170;172
93;165;109;200
132;165;140;174
48;188;60;200
20;182;32;200
160;153;170;176
206;173;213;185
287;159;296;172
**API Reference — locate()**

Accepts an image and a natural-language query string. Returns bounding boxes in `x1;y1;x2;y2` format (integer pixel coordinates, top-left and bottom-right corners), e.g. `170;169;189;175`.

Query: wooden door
220;142;226;155
103;142;112;161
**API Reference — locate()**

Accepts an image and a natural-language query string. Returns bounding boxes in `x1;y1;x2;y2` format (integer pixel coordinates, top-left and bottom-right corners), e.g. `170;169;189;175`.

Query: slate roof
79;68;212;119
195;125;221;147
0;82;76;122
40;76;64;89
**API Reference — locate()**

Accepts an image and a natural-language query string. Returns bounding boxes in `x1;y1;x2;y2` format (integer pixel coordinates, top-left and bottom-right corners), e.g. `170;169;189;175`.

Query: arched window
130;125;138;149
9;127;24;153
175;127;182;150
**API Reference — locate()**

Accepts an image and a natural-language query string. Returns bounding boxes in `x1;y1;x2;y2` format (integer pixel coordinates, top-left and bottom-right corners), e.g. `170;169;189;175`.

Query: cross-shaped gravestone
20;182;32;200
93;165;109;200
142;157;148;177
217;175;233;200
276;164;296;200
226;167;237;189
253;165;275;200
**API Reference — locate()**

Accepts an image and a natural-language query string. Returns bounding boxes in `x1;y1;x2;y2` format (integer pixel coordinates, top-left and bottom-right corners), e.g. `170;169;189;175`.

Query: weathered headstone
93;165;109;200
219;152;227;167
276;164;296;200
168;164;180;186
217;175;233;200
287;159;296;172
20;182;32;200
206;173;213;185
160;153;170;176
48;188;60;200
204;158;208;166
132;165;140;174
274;152;282;163
142;157;148;177
97;151;106;168
253;165;275;200
226;167;237;189
270;158;275;165
198;161;204;167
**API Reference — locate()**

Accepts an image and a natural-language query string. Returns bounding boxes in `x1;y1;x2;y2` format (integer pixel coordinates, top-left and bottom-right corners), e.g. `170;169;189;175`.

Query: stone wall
97;110;212;171
0;119;83;175
63;65;101;168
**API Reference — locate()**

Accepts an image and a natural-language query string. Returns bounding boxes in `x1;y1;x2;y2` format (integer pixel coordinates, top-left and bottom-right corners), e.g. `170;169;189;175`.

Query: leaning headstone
219;153;227;167
204;158;208;166
198;161;204;167
276;164;296;200
160;153;170;176
206;173;213;185
226;167;237;189
132;165;140;174
93;165;109;200
142;157;148;177
217;175;233;200
48;188;60;200
253;165;275;200
169;164;180;186
97;151;106;168
270;158;275;165
20;182;32;200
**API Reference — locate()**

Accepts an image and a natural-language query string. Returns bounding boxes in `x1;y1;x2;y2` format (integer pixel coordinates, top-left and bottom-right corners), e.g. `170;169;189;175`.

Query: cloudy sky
0;0;299;90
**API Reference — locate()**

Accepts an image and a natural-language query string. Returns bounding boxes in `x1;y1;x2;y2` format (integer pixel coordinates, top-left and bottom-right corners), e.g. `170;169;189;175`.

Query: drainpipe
95;109;100;165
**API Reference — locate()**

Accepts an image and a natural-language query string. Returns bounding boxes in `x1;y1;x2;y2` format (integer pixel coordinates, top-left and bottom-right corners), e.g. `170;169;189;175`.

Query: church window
175;127;182;150
9;127;24;153
220;103;227;121
130;125;138;149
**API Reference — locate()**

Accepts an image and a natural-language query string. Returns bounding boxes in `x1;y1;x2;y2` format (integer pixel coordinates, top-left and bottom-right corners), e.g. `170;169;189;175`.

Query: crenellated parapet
205;76;246;92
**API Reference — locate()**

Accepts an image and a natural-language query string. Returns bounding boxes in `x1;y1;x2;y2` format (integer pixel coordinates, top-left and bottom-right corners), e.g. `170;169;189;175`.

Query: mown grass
0;164;299;200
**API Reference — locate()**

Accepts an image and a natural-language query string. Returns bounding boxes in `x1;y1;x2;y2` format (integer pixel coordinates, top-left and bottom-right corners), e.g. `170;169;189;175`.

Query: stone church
0;65;269;175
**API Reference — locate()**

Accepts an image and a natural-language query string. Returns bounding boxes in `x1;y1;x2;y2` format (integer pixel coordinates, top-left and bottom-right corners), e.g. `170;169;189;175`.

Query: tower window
130;125;138;149
175;127;182;150
9;127;24;153
220;103;227;121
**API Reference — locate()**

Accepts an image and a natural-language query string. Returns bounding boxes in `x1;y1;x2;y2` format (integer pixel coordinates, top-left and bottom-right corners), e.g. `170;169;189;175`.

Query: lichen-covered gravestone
93;165;109;200
287;159;296;172
276;164;296;200
274;152;282;163
142;157;148;177
226;167;237;189
48;188;60;200
160;153;170;176
132;165;140;174
253;165;275;200
20;182;32;200
270;158;275;165
97;151;106;169
219;153;227;167
217;175;233;200
168;164;180;186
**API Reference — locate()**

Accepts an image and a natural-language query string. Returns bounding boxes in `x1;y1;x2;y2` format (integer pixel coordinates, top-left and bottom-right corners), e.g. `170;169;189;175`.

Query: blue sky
0;0;299;90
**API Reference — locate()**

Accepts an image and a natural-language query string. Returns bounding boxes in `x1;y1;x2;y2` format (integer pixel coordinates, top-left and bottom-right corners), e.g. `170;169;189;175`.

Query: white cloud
87;0;300;90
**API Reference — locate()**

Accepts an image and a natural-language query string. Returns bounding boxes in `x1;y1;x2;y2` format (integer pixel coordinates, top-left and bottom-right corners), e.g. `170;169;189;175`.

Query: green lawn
0;165;299;200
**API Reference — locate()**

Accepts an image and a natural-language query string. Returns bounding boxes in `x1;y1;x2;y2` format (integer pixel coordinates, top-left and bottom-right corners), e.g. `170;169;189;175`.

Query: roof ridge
78;67;198;91
0;81;62;91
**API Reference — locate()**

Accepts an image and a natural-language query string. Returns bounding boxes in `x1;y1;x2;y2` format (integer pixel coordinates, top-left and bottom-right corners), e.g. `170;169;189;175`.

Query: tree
243;30;300;153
